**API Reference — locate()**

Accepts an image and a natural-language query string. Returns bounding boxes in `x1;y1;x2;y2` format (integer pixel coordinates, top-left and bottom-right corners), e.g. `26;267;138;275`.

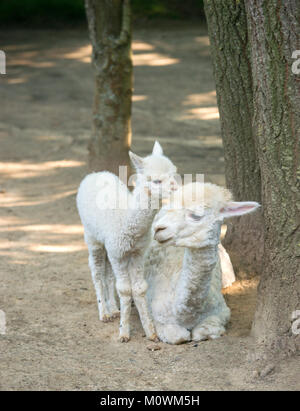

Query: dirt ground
0;25;299;391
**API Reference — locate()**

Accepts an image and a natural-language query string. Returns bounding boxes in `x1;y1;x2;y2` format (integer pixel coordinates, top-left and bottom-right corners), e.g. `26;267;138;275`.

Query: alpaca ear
129;151;144;172
152;140;163;156
219;201;260;219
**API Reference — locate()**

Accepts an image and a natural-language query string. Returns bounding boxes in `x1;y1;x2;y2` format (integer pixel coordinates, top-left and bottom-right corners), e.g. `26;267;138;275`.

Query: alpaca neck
174;244;219;327
124;184;158;242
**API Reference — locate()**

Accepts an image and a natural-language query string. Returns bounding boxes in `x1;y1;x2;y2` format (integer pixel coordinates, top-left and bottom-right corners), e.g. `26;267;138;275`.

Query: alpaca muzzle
154;226;173;243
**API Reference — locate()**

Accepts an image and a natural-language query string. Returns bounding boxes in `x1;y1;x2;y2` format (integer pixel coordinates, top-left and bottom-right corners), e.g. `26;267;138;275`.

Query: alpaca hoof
148;333;160;343
119;336;130;343
101;314;112;323
112;311;120;319
101;312;120;322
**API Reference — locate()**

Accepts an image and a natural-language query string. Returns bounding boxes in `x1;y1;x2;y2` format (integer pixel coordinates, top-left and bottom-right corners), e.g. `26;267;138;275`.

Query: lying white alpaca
145;182;260;344
76;142;178;342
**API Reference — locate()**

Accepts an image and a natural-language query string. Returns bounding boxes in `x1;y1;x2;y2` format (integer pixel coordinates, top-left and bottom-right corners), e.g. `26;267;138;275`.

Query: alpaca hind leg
105;255;120;318
156;322;191;345
87;242;111;322
129;257;158;341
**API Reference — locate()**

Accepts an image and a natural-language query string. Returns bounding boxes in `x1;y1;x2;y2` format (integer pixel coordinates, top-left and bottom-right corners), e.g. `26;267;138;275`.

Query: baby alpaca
77;142;177;342
146;182;260;344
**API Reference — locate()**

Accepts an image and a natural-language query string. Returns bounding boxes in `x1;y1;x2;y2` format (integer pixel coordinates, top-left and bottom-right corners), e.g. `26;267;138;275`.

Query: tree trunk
205;0;300;357
85;0;132;175
204;0;264;278
246;0;300;357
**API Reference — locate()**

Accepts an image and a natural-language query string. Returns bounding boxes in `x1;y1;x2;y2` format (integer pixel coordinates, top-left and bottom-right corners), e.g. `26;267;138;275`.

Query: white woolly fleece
145;182;259;344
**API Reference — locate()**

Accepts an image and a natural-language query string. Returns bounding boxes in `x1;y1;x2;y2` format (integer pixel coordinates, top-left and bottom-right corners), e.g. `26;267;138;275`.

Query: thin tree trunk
246;0;300;357
204;0;264;278
85;0;132;174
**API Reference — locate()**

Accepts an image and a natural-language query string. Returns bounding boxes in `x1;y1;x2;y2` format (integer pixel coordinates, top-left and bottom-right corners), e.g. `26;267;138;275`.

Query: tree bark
85;0;132;175
205;0;300;357
246;0;300;357
204;0;264;278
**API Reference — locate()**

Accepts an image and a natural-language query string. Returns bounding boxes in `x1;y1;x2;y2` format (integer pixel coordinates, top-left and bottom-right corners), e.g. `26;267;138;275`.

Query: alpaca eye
189;213;202;221
153;180;162;184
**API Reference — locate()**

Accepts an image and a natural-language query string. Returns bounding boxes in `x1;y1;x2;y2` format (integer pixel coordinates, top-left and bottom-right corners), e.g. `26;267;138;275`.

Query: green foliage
131;0;205;19
0;0;85;25
0;0;205;26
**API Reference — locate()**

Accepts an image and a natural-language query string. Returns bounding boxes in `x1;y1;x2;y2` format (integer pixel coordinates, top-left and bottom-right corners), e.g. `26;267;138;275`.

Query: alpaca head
129;141;178;201
153;182;260;248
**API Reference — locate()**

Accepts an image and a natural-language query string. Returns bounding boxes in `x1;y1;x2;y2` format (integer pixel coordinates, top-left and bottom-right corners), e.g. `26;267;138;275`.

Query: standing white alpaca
145;182;260;344
76;142;178;342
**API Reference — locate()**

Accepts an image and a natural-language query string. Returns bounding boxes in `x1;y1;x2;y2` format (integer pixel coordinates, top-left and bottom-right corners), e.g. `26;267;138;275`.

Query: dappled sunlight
134;135;222;148
4;44;36;51
63;45;91;63
8;56;55;68
29;244;86;253
183;91;217;106
0;215;26;226
0;28;224;292
133;52;179;66
0;239;85;262
0;241;32;265
1;223;83;235
0;247;30;265
180;106;220;121
195;135;223;147
59;40;178;66
6;77;27;85
33;134;73;144
194;36;210;46
132;41;155;51
0;189;77;207
5;37;179;72
0;221;85;265
222;278;259;297
133;95;147;102
9;50;37;59
0;240;15;249
2;258;30;265
0;160;84;179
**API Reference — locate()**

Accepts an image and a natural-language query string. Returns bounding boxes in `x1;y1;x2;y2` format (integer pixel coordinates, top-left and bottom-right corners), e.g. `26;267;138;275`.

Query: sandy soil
0;25;299;391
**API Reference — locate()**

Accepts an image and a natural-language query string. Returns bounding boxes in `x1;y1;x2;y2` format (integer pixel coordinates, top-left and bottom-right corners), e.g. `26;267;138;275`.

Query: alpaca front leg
130;258;158;341
115;276;132;342
109;258;132;342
